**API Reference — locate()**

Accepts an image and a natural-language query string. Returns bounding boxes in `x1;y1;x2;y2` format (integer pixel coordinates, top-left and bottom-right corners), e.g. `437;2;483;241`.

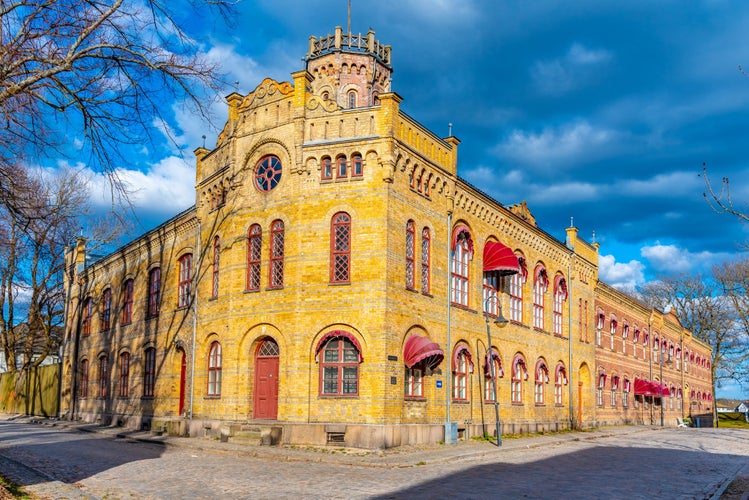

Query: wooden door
254;339;279;419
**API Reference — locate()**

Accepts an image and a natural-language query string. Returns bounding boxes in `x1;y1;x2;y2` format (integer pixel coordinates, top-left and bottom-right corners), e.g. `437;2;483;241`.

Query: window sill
141;396;155;400
204;395;221;400
244;288;260;294
421;291;433;298
175;305;189;311
318;395;359;399
328;281;350;286
511;402;523;406
451;399;470;404
405;396;426;402
146;314;159;320
406;287;418;293
265;286;284;291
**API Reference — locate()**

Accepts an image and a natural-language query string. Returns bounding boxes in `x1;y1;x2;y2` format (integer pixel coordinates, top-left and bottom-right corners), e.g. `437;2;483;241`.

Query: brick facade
60;26;713;448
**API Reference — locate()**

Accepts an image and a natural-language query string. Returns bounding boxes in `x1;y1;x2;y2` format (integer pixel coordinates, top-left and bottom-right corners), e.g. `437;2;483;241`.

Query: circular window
254;155;282;192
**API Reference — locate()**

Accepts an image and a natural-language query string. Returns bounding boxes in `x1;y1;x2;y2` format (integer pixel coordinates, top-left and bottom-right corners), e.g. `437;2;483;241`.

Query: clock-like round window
254;155;282;192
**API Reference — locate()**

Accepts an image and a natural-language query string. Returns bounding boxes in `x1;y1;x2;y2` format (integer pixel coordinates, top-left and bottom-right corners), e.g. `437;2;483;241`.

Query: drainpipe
189;220;201;424
445;211;452;441
567;253;574;429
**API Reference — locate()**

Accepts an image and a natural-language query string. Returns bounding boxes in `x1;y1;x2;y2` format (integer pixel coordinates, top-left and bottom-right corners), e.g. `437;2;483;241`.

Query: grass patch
0;474;35;499
718;412;749;429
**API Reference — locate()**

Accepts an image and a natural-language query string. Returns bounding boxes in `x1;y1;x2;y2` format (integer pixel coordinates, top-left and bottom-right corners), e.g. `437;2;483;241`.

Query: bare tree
0;168;119;371
701;163;749;224
639;271;749;424
0;0;233;215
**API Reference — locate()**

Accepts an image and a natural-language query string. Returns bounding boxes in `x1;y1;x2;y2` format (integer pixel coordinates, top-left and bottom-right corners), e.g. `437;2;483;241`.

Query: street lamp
484;294;508;446
659;344;673;427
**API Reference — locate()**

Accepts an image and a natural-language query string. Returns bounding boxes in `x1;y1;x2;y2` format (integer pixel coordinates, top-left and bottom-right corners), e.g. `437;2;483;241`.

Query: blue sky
79;1;749;397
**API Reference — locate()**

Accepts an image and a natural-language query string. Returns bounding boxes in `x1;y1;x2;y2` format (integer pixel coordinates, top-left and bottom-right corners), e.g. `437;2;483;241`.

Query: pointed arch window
247;224;262;291
143;347;156;398
79;359;89;398
212;236;220;299
533;266;548;330
100;289;112;332
269;220;284;288
421;227;431;294
450;226;472;307
534;359;549;405
553;275;567;336
484;348;503;402
119;352;130;398
555;363;567;406
406;220;415;290
177;254;193;309
207;341;222;397
511;355;527;404
147;267;160;317
330;212;351;283
509;256;526;323
122;279;134;325
452;345;473;400
98;354;109;398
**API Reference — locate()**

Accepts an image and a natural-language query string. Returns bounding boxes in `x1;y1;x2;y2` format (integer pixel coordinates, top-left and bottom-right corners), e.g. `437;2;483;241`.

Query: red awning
315;330;363;362
634;378;653;396
404;335;444;370
483;241;520;276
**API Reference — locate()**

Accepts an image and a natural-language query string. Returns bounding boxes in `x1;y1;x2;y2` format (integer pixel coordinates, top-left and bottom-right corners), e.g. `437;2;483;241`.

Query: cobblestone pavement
0;415;747;499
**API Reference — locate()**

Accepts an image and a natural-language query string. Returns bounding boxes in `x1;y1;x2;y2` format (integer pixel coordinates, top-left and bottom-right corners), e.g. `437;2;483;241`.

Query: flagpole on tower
347;0;351;35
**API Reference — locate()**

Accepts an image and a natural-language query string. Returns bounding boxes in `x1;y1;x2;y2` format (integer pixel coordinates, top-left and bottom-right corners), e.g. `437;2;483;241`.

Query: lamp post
484;294;508;446
659;345;673;427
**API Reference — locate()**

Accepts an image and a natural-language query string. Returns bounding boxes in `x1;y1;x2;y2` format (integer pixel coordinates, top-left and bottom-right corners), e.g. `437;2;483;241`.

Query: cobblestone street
0;418;747;499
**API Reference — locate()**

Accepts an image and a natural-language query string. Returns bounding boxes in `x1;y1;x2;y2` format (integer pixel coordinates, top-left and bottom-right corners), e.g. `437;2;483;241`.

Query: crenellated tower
306;26;392;109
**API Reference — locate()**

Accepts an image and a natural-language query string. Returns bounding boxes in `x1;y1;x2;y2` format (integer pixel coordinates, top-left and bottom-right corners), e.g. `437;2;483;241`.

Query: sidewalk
1;414;649;468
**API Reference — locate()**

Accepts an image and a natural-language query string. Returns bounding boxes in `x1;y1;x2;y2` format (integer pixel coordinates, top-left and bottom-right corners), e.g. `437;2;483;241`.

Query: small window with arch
321;156;333;180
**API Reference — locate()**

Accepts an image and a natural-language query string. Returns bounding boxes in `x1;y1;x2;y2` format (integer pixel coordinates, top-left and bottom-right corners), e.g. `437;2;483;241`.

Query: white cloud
532;43;612;95
599;254;645;290
495;121;618;169
615;171;702;198
640;243;719;274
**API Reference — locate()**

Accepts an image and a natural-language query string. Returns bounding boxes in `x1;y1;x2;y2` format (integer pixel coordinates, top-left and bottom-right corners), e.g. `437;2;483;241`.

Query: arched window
79;359;89;398
555;363;567;406
100;289;112;332
609;317;618;335
121;279;134;325
98;354;109;398
553;275;567;336
82;297;93;336
178;254;193;308
319;335;360;396
450;227;472;307
509;256;526;323
337;155;347;177
452;345;472;400
147;267;160;317
596;311;605;330
535;359;549;405
269;220;284;288
484;348;503;402
597;372;607;407
405;220;415;290
207;341;222;396
119;352;130;398
143;347;156;398
611;374;620;407
321;156;333;180
421;227;431;294
351;154;363;177
212;236;220;299
533;266;548;330
330;212;351;283
247;224;262;291
623;377;631;408
348;90;357;108
511;355;527;404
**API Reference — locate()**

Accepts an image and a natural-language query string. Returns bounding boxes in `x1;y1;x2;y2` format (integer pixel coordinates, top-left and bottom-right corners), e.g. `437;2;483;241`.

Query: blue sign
436;380;442;388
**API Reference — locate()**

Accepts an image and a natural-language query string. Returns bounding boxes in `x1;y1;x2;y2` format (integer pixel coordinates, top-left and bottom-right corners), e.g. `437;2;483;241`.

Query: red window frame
119;352;130;398
121;279;133;325
509;261;524;323
554;365;566;406
453;349;469;400
207;341;222;397
320;337;360;396
177;254;192;309
533;266;547;330
553;277;566;336
330;212;351;284
143;347;156;398
351;154;363;177
511;357;526;404
100;289;111;332
321;156;333;180
147;267;160;317
535;360;548;405
98;355;109;398
405;365;424;398
79;359;89;398
450;231;471;307
405;220;415;290
247;224;262;291
484;352;502;402
483;271;499;316
269;220;284;289
82;297;92;336
212;236;220;299
336;156;347;178
421;227;431;294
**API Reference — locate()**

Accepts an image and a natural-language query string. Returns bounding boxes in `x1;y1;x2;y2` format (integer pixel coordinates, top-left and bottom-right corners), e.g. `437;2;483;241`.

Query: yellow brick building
60;26;713;448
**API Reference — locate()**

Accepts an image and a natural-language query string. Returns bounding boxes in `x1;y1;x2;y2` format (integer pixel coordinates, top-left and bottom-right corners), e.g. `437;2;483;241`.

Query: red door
254;339;279;419
178;349;186;416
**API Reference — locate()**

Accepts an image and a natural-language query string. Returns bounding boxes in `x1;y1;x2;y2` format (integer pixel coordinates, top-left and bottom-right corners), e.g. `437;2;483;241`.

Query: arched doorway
253;338;279;419
577;362;591;429
177;348;186;416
